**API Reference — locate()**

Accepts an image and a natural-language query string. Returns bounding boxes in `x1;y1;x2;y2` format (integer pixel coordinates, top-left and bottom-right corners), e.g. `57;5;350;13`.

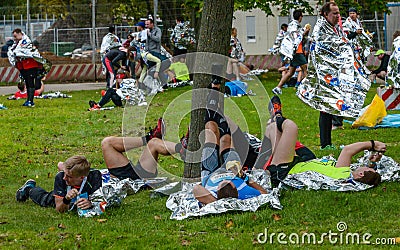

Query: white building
232;2;320;55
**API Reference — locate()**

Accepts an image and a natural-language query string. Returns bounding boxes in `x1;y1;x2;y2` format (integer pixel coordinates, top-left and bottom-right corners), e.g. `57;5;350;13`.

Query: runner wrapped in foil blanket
279;19;304;60
387;36;400;88
165;170;282;220
7;32;52;72
168;21;196;50
342;16;374;60
281;152;400;192
297;17;371;118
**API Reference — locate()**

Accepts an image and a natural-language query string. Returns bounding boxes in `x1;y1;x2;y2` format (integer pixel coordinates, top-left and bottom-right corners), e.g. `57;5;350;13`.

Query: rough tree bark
183;0;234;178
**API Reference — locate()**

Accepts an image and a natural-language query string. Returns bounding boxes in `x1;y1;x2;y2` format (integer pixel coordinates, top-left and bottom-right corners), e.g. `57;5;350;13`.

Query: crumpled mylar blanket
164;170;282;220
279;20;304;60
342;16;373;59
116;79;147;105
281;152;400;191
100;33;121;54
387;36;400;88
7;32;52;72
351;150;400;182
297;17;371;118
168;21;196;50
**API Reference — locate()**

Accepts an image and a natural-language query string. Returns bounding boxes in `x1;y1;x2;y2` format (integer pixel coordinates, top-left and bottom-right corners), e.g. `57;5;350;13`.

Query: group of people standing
271;2;399;150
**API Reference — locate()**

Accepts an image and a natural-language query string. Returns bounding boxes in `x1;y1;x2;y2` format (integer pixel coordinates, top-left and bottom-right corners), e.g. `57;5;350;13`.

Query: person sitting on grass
101;118;186;180
88;69;129;111
193;79;268;205
9;80;44;100
264;96;383;188
16;156;102;213
371;49;390;81
166;56;190;84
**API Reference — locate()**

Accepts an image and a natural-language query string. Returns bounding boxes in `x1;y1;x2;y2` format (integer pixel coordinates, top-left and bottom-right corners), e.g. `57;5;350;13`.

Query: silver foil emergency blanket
168;21;196;50
165;170;282;220
297;17;371;118
116;79;147;105
387;36;400;88
7;32;52;72
281;152;400;191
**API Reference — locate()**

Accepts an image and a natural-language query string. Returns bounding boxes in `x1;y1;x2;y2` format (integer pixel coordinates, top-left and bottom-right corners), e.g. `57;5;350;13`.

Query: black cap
348;7;357;13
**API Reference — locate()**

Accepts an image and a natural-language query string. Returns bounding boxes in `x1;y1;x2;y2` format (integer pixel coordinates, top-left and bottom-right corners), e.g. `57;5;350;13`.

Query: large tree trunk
183;0;234;178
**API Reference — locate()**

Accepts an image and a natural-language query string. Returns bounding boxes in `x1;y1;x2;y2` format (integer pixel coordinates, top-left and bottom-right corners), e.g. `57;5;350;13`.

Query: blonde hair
64;155;91;177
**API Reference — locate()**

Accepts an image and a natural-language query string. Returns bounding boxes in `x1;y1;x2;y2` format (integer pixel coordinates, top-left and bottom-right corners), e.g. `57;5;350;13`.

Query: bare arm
248;181;268;194
193;184;217;205
336;141;386;168
54;188;79;213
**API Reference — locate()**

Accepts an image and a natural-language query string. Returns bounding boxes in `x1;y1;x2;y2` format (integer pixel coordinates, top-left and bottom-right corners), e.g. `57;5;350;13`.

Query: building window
246;16;256;43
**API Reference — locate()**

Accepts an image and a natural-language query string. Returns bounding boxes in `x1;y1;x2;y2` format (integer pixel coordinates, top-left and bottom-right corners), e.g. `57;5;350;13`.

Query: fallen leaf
251;214;257;221
47;172;52;178
272;214;281;221
48;227;56;231
58;223;66;229
35;175;39;179
300;203;304;207
225;219;234;229
300;230;309;235
154;215;162;220
396;237;400;244
302;221;309;225
27;159;32;164
181;240;190;246
371;193;378;197
97;219;107;223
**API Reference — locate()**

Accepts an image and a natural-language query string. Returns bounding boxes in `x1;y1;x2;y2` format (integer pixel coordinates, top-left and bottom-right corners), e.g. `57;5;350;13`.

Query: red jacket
16;58;42;70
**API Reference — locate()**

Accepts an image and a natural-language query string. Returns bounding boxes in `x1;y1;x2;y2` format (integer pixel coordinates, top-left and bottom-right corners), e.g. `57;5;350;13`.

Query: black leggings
319;111;333;148
20;68;39;88
99;88;122;107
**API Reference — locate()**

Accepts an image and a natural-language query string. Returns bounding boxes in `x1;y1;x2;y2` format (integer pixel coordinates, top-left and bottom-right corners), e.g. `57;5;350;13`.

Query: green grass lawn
1;73;399;249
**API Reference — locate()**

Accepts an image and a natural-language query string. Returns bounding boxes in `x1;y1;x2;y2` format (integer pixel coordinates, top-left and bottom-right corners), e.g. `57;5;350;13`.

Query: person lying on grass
16;155;102;213
101;118;187;180
193;79;268;205
264;96;384;188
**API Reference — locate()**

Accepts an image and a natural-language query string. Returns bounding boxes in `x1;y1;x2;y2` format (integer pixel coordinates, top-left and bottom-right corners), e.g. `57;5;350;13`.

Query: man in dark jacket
371;49;390;81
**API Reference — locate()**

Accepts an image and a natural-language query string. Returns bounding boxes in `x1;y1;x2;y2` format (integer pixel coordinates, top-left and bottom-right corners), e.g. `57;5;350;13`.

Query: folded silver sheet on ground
78;170;147;217
164;170;282;220
387;36;400;88
297;17;371;118
281;171;372;191
281;152;400;191
351;151;400;182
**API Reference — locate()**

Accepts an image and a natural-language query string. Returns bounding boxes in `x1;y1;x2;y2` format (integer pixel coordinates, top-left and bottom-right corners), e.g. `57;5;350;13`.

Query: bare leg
139;138;177;173
205;120;220;145
265;119;297;165
299;64;308;81
102;136;144;169
276;66;296;89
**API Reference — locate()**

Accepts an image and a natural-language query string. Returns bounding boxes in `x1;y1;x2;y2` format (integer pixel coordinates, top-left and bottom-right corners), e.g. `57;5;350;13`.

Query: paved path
0;82;105;95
